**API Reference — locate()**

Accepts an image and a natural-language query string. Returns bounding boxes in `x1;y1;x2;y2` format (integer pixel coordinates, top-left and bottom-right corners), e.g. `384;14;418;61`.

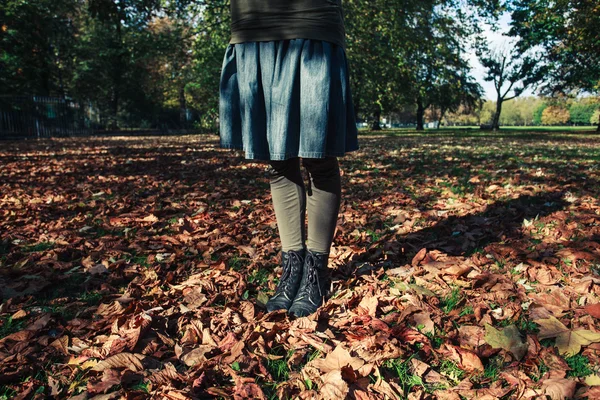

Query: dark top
229;0;346;49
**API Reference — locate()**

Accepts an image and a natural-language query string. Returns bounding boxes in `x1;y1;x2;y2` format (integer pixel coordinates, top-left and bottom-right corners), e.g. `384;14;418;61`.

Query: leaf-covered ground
1;130;599;400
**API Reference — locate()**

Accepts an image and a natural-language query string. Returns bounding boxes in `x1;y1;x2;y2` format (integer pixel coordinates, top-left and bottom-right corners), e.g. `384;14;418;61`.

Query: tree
0;0;79;95
510;0;600;131
478;42;546;130
187;1;230;132
541;106;570;126
533;102;546;126
591;110;600;127
569;101;598;126
345;0;500;130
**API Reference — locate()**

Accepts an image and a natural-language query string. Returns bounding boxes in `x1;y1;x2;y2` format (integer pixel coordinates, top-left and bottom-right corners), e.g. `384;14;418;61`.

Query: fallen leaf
320;370;349;400
440;344;484;373
584;303;600;319
92;353;146;372
484;324;528;360
540;378;576;400
311;345;364;374
536;316;600;356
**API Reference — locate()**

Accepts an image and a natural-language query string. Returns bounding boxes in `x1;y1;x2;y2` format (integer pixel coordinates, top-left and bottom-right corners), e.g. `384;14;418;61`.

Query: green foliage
533;102;547;125
565;354;593;378
511;0;600;98
569;102;598;125
22;241;55;253
590;109;600;126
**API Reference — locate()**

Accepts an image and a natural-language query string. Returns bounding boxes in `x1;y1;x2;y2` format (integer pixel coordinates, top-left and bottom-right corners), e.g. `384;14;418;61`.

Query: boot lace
297;254;322;300
274;251;303;296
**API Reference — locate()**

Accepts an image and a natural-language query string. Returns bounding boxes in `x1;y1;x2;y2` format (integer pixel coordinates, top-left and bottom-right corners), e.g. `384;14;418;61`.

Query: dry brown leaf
357;294;378;317
181;345;215;367
92;352;145;372
540;378;577;400
320;370;349;400
440;344;484;373
50;335;70;355
584;303;600;319
311;345;365;374
413;312;435;334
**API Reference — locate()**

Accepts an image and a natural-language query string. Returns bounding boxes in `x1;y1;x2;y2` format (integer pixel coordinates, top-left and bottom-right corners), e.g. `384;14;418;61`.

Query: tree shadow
338;191;573;278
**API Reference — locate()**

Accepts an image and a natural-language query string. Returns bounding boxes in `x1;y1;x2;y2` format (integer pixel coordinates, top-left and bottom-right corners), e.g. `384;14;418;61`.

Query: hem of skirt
220;143;359;161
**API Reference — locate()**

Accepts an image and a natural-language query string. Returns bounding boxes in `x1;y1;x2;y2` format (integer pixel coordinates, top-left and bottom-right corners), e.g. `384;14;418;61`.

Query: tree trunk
416;99;425;131
370;109;381;130
437;107;447;129
179;86;187;127
492;99;503;131
109;22;123;131
597;113;600;132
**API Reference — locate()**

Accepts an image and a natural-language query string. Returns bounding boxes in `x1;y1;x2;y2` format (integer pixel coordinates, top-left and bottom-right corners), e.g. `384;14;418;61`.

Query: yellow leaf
536;316;600;356
585;375;600;386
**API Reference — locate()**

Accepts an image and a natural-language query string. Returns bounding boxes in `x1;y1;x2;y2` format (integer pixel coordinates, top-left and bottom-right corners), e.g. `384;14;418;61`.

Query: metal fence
0;96;93;139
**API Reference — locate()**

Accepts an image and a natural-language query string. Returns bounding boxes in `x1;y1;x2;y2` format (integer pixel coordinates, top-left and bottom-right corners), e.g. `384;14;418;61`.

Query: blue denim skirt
219;39;359;161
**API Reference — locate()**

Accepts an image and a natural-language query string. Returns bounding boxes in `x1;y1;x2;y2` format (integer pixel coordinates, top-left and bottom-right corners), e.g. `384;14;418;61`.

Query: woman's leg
266;157;307;312
288;156;341;317
268;157;306;251
302;156;341;255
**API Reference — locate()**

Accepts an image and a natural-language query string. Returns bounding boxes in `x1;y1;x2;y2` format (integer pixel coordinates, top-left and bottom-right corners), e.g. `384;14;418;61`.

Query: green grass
565;354;593;378
228;256;248;271
22;241;55;253
0;386;17;399
518;317;539;334
266;358;289;381
439;287;463;314
531;360;550;382
440;359;465;384
482;356;503;382
459;305;474;317
129;381;150;393
0;316;28;339
384;356;424;394
248;269;271;286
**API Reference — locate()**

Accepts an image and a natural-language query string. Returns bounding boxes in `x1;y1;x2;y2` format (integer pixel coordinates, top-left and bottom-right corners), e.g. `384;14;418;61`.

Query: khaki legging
268;156;341;254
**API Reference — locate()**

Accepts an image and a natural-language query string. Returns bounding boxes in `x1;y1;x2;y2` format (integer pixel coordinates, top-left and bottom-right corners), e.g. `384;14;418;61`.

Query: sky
467;13;535;100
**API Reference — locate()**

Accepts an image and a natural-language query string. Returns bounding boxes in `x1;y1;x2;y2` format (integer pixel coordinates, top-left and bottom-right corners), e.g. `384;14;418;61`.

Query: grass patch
266;358;289;382
228;256;249;272
248;269;271;286
482;356;503;382
384;356;424;394
440;287;463;314
22;241;54;253
531;360;550;382
440;359;465;384
518;317;539;333
0;316;28;339
459;305;474;317
565;354;593;378
0;386;17;400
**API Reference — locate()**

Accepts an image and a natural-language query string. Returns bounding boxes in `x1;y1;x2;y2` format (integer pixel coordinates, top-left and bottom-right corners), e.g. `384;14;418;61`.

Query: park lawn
0;130;599;399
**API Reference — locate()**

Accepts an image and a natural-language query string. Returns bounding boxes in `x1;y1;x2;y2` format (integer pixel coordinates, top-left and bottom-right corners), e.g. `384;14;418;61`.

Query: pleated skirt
219;38;359;161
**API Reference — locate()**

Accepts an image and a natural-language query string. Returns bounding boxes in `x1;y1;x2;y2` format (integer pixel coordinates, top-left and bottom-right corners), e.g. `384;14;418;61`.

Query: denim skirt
219;38;359;161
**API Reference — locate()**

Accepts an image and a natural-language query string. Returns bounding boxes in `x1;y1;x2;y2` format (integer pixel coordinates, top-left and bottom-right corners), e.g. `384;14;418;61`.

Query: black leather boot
266;248;306;312
288;250;330;317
